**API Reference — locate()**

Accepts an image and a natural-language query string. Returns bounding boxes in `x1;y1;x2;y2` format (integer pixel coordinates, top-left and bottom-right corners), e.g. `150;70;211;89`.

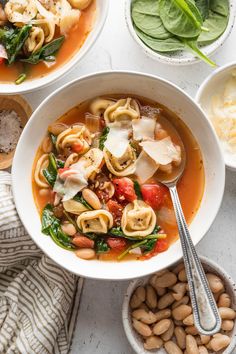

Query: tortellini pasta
77;210;113;233
90;98;114;117
34;154;49;188
68;0;92;10
104;98;140;125
56;124;92;154
103;145;136;176
24;26;44;54
63;199;88;215
32;15;56;43
74;148;104;179
5;0;37;24
121;200;157;237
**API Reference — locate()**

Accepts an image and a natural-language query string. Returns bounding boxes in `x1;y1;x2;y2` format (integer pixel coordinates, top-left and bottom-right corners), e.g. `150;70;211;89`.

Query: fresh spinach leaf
96;238;110;254
131;0;160;16
118;239;148;260
194;0;209;20
132;9;171;39
56;159;65;169
143;239;156;253
41;204;74;250
109;226;125;237
99;126;110;150
159;0;202;38
183;38;216;66
135;26;185;52
0;25;31;65
73;193;93;210
134;180;142;199
198;10;228;45
210;0;229;17
43;153;58;187
21;36;64;65
152;225;161;234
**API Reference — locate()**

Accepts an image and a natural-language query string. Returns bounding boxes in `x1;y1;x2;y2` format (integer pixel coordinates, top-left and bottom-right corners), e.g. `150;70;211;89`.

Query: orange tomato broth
0;0;96;83
32;95;205;261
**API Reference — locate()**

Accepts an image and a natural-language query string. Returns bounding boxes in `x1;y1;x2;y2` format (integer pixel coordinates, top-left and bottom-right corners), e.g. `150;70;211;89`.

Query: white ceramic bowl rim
122;256;236;354
125;0;236;65
196;61;236;171
12;70;225;280
0;0;109;94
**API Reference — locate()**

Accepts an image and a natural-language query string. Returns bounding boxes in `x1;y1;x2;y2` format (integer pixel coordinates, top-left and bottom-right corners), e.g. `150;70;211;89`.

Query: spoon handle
169;185;222;335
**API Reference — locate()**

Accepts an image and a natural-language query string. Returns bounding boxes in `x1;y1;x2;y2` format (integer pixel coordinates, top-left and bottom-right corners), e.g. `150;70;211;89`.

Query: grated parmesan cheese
0;110;22;153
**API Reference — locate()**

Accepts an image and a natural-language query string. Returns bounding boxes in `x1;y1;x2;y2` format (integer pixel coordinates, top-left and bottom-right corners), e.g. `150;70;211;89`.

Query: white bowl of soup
12;71;225;280
0;0;108;93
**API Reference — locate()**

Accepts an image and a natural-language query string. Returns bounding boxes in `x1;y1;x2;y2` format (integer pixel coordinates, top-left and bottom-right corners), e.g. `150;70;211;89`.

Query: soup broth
32;95;204;261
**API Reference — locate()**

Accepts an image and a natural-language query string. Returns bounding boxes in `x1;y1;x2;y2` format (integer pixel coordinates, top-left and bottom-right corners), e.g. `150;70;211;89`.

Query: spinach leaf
135;26;185;52
210;0;229;17
152;225;161;234
21;36;64;65
183;38;216;66
143;239;156;253
131;0;160;16
159;0;202;38
194;0;209;20
0;25;31;65
41;204;74;250
99;126;110;150
43;153;58;187
73;193;93;210
96;238;110;254
134;180;142;199
197;10;228;45
56;159;65;169
118;239;148;260
132;9;171;39
109;226;125;237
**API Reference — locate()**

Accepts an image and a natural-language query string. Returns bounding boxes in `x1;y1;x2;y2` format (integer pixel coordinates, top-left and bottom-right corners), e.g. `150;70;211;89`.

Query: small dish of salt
0;96;32;169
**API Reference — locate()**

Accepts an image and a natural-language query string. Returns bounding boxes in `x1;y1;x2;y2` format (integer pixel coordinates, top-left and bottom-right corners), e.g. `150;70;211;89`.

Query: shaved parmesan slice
224;76;236;106
63;173;87;201
135;151;158;183
140;137;181;165
34;0;55;20
104;123;129;158
132;117;156;141
0;45;7;59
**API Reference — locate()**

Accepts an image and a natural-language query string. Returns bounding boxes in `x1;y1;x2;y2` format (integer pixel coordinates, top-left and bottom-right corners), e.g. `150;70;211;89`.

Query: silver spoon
156;123;222;336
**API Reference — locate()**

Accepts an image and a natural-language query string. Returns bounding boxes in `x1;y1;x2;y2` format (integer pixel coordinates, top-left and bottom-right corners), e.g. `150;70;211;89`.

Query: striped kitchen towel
0;171;83;354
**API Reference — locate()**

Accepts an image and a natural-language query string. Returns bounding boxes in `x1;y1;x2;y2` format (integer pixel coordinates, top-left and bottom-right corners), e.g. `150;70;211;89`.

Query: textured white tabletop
24;1;236;353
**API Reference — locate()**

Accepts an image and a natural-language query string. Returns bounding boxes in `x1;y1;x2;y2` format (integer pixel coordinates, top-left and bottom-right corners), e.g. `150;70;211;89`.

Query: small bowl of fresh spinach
125;0;236;67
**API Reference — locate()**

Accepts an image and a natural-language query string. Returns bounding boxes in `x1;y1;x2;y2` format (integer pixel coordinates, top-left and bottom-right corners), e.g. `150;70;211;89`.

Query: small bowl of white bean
122;256;236;354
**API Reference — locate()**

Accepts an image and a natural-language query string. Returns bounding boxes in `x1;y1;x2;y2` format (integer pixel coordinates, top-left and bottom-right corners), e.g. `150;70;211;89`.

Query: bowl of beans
122;257;236;354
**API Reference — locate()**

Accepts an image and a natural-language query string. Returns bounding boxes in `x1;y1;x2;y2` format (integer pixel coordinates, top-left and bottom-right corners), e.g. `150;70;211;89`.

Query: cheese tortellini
103;145;136;177
74;148;104;179
34;154;49;188
56;124;92;154
104;98;140;125
90;98;114;117
68;0;92;10
77;210;113;234
63;199;88;215
24;26;44;54
121;200;156;237
5;0;37;24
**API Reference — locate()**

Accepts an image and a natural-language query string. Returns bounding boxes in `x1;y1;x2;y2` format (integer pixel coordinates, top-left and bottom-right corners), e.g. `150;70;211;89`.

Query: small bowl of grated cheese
0;96;32;169
196;62;236;171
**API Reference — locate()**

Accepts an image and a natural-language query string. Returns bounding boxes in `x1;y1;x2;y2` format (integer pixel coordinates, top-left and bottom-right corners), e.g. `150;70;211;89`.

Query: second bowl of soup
12;71;225;280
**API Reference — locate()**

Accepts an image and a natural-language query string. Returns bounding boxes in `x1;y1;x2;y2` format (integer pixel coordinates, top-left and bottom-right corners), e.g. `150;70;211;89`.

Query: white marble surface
23;1;236;353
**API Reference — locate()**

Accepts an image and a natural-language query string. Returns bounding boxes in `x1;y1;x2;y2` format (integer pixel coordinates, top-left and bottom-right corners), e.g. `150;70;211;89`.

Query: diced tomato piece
107;199;123;224
72;141;84;153
0;58;5;65
113;177;137;203
141;184;168;210
140;239;169;260
58;167;70;175
72;235;94;248
107;237;127;251
96;189;110;203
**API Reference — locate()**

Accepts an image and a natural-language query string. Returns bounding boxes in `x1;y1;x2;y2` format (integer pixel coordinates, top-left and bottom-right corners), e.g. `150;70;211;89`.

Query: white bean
153;319;171;336
161;320;174;341
210;334;230;351
183;314;194;326
199;346;209;354
82;188;101;210
206;273;224;293
132;309;156;324
155;309;171;321
39;188;50;197
172;296;189;309
218;293;231;308
186;334;199;354
157;292;175;310
155;271;177;288
218;307;236;320
48;122;68;135
61;222;77;236
130;286;146;309
221;319;234;331
132;319;152;337
185;326;198;336
178;269;187;282
172;262;185;275
146;285;157;309
144;336;163;350
42;136;53;153
172;305;192;321
75;248;95;260
164;341;183;354
174;326;186;350
171;282;186;301
200;335;210;345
